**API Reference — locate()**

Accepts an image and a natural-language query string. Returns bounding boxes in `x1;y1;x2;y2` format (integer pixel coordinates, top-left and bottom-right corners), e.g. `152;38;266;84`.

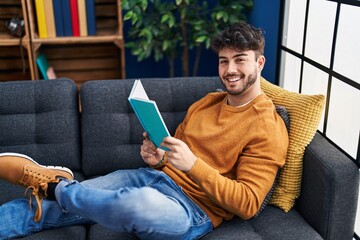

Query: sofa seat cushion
249;206;322;240
20;225;87;240
87;219;263;240
86;206;322;240
88;224;139;240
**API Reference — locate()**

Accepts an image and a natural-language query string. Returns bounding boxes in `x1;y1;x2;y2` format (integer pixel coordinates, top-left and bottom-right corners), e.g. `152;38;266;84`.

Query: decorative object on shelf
5;17;25;37
4;16;26;75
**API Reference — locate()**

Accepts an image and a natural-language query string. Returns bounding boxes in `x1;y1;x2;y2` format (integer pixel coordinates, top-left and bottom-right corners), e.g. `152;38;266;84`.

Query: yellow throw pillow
260;77;325;212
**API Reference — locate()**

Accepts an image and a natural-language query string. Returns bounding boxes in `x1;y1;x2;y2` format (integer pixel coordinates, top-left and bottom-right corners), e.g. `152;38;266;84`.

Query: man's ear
257;55;266;71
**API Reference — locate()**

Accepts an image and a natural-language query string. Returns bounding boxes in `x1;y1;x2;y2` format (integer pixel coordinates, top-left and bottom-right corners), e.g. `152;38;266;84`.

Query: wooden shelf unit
0;0;125;85
0;0;34;81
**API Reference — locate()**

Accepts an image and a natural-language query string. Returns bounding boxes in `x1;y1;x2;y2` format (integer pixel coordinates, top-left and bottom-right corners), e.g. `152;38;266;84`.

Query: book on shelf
34;0;48;38
44;0;56;38
85;0;96;35
128;80;170;151
69;0;80;36
35;0;96;38
36;54;57;80
61;0;73;36
52;0;64;36
77;0;88;36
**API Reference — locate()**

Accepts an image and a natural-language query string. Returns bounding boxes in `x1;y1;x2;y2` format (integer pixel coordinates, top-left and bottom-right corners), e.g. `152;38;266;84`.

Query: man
0;22;288;239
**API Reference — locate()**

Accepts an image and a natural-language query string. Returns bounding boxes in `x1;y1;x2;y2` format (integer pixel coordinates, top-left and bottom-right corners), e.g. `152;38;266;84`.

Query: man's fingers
161;136;179;150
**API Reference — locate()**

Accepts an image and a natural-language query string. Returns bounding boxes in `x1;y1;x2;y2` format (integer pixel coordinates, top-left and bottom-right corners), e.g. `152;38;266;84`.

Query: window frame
277;0;360;238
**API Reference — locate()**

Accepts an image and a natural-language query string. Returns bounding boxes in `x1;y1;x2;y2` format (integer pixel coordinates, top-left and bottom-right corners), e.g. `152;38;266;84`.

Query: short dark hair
210;22;265;59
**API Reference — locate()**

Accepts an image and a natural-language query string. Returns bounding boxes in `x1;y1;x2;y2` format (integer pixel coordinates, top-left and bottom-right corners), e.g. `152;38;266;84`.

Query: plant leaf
195;35;207;43
123;11;133;21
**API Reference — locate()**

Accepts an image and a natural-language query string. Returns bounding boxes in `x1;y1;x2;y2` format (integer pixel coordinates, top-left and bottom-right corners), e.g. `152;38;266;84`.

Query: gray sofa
0;77;358;240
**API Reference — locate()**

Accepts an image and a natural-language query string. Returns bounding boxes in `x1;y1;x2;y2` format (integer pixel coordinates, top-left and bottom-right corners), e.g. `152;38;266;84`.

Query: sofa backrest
80;77;223;177
0;79;81;203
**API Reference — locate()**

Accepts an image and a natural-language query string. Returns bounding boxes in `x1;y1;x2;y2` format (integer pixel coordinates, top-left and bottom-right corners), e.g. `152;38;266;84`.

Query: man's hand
161;136;197;172
140;132;165;166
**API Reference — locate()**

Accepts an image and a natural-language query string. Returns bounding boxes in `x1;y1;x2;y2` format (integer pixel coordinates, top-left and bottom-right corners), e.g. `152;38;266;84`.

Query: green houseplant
122;0;253;77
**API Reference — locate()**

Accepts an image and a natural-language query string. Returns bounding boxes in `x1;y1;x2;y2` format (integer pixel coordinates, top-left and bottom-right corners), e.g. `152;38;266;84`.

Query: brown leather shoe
0;152;74;222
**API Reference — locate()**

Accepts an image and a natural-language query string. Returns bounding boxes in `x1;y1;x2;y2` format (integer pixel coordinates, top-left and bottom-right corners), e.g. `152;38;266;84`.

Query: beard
220;68;258;96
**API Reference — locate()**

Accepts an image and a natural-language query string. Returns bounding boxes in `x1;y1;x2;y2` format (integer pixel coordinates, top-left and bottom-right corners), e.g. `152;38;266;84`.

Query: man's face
218;48;264;96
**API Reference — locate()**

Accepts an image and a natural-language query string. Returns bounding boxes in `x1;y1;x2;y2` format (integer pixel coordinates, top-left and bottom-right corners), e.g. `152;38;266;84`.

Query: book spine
61;0;73;36
77;0;87;37
34;0;48;38
44;0;56;38
52;0;64;36
85;0;96;35
69;0;80;36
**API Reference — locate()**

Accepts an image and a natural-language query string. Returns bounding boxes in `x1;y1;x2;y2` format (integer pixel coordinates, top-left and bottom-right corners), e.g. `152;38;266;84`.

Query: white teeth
227;77;240;82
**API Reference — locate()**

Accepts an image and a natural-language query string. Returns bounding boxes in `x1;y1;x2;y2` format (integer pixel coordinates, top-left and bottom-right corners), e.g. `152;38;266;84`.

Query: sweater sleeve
187;117;288;219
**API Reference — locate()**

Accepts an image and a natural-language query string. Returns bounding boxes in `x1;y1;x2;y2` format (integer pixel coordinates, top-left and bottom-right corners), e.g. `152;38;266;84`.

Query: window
279;0;360;238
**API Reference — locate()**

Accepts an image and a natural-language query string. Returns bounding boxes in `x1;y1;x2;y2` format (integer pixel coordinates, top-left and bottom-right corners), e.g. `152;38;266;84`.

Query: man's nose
227;61;237;74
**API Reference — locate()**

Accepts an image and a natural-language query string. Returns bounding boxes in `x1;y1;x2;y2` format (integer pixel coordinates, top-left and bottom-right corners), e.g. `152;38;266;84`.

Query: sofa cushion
88;217;264;240
87;206;322;240
253;105;289;216
0;78;81;170
260;77;325;212
249;206;323;240
88;224;139;240
20;225;87;240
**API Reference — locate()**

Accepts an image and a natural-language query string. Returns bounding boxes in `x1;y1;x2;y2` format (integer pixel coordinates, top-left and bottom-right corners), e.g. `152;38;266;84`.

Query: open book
128;80;170;150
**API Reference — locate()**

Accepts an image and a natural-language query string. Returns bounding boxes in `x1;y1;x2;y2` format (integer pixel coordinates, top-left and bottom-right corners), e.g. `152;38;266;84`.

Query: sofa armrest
296;132;359;240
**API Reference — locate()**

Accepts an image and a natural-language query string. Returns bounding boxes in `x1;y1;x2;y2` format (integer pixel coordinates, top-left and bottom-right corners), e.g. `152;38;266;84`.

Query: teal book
128;80;170;150
36;54;49;80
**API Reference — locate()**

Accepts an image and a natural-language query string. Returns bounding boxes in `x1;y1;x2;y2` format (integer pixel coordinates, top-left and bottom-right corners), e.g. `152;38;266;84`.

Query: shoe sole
0;152;74;178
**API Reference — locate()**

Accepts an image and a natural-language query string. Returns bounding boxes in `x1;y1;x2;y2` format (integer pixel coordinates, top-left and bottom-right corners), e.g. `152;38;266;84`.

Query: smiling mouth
227;77;241;82
225;74;245;83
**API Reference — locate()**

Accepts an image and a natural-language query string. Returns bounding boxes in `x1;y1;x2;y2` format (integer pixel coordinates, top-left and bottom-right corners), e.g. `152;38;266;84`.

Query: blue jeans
0;168;213;240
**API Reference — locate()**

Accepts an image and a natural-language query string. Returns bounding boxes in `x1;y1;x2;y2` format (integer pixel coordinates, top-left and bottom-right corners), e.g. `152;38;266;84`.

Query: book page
129;79;149;100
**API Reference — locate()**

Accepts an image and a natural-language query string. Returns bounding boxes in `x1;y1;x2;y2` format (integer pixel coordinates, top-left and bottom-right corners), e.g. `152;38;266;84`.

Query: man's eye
219;60;228;64
236;58;245;63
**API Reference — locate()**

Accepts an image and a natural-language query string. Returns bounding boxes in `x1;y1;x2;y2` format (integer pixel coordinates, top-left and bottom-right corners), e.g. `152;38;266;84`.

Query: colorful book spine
77;0;87;36
85;0;96;35
52;0;64;36
69;0;80;36
34;0;48;38
61;0;73;36
44;0;56;38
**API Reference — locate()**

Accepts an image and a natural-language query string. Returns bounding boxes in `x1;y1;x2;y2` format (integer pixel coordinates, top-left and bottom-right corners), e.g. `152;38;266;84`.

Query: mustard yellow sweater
161;92;288;228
